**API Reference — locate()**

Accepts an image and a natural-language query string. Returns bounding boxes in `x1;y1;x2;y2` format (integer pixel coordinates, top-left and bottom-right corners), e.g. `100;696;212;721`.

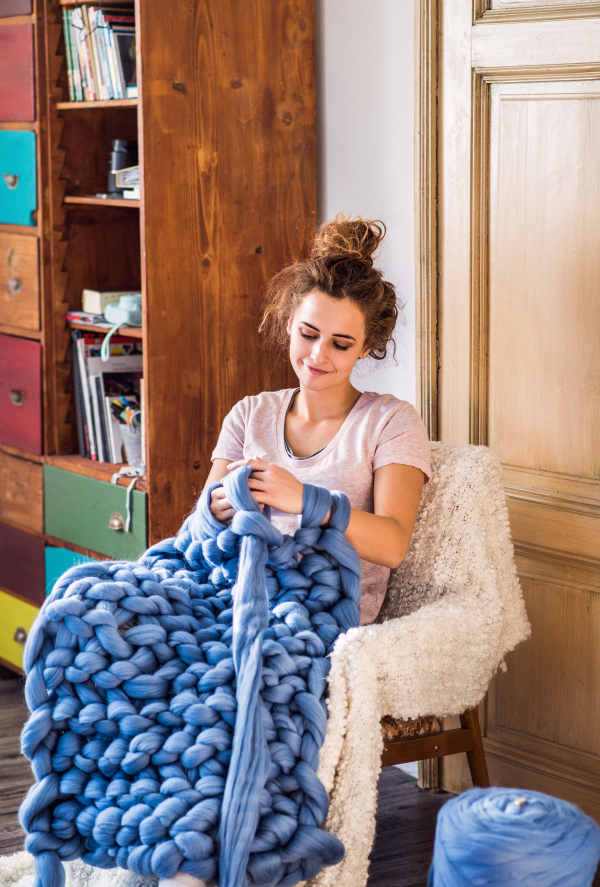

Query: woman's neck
292;382;362;424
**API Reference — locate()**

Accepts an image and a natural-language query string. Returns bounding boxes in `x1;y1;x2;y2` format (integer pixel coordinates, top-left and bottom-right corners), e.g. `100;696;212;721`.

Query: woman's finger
227;457;268;471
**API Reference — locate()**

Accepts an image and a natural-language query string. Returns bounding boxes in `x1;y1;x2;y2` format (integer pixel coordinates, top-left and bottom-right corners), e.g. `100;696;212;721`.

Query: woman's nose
311;341;327;364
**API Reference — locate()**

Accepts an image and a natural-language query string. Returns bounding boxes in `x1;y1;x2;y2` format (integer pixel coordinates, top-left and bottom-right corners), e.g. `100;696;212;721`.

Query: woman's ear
286;317;293;335
360;344;371;360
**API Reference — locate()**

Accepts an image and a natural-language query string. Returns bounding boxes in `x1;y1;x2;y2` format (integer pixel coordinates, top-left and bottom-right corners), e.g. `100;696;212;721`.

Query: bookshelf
0;0;315;671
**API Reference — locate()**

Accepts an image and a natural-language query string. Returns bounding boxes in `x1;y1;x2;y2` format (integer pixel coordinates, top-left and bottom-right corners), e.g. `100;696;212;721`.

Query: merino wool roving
429;788;600;887
18;466;361;887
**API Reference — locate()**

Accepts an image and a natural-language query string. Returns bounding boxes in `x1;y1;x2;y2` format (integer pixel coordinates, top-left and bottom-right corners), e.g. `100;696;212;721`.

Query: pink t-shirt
211;389;431;624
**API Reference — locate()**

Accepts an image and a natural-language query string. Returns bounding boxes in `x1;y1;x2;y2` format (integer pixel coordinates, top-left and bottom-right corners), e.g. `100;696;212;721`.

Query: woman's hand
209;486;235;523
227;456;304;514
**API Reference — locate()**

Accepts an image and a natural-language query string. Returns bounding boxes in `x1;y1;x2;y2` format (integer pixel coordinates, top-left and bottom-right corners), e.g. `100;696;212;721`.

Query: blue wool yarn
428;787;600;887
19;466;361;887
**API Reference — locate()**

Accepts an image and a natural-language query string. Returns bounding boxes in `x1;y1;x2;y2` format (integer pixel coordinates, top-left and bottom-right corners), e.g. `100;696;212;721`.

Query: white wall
316;0;416;405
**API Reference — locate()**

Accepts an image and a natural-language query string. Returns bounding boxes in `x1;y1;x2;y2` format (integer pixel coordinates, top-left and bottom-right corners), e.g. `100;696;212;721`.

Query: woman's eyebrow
299;320;356;341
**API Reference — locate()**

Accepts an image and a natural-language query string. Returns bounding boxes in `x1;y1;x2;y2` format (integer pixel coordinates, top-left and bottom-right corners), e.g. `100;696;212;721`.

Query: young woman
206;214;431;626
160;223;431;886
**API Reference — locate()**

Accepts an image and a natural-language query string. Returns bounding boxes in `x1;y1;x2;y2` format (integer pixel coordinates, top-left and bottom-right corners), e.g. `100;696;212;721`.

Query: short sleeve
211;400;246;463
373;402;432;483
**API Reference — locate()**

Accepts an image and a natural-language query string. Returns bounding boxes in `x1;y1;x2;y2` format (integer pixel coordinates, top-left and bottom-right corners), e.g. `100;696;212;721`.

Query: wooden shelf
0;324;42;341
59;0;132;6
56;99;138;110
64;195;140;208
44;454;147;492
0;443;43;465
67;320;143;339
0;223;38;237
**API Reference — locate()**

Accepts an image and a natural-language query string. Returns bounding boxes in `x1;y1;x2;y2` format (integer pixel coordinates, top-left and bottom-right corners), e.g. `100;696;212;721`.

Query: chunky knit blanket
17;466;361;887
4;443;529;887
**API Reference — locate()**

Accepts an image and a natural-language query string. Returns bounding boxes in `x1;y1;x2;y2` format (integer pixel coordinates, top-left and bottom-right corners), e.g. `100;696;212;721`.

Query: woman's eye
333;342;350;351
300;332;317;341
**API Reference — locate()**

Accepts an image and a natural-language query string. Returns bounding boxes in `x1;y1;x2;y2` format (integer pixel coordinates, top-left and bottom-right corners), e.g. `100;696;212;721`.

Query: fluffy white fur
0;444;529;887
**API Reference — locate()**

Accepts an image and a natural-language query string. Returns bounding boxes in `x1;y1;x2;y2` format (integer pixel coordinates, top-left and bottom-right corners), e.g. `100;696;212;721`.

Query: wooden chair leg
459;707;490;788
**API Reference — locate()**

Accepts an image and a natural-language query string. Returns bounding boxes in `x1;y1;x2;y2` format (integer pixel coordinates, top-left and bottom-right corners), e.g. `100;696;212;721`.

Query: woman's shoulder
228;388;295;418
357;391;426;429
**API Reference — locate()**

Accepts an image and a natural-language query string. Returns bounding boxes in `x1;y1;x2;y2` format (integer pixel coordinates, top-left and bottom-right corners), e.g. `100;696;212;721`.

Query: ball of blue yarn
429;787;600;887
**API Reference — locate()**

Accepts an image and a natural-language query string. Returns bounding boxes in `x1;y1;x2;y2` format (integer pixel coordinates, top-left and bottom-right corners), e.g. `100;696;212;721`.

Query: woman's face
287;290;370;391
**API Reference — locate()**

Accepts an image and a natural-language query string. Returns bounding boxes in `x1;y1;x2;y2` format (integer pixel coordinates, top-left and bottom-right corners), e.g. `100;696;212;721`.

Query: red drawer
0;521;44;606
0;1;33;15
0;25;35;123
0;334;42;454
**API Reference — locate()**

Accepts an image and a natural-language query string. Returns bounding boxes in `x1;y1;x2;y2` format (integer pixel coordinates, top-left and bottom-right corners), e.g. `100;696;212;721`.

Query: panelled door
436;0;600;814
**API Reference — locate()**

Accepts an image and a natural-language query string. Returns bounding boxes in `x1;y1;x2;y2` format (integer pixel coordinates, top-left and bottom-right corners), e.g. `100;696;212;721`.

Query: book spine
94;376;111;462
96;12;114;101
89;375;106;462
68;11;84;102
62;9;75;102
91;9;110;101
81;7;99;101
76;337;98;460
111;26;127;99
72;9;91;102
104;24;122;99
71;335;88;457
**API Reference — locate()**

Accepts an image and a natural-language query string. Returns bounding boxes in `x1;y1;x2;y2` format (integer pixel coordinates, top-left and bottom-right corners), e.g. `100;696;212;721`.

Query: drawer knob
8;277;23;295
14;627;27;645
108;511;126;531
3;173;19;190
9;389;25;407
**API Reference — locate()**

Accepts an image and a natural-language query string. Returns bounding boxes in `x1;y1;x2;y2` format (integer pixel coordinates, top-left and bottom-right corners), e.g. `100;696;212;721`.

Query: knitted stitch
19;466;361;887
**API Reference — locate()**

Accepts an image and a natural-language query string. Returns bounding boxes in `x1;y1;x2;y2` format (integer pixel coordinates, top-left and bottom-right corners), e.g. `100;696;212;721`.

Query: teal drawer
44;466;147;560
45;546;97;596
0;131;37;226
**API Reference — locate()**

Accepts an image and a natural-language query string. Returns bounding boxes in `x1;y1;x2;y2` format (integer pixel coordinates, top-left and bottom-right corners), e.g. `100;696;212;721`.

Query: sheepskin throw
3;443;530;887
305;443;530;887
18;466;361;887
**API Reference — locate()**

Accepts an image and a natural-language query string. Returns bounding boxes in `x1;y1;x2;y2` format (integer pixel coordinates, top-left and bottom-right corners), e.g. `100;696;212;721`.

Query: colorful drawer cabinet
0;131;37;226
45;546;96;596
0;25;35;122
0;521;45;606
0;231;40;330
0;587;38;670
44;466;147;560
0;333;42;454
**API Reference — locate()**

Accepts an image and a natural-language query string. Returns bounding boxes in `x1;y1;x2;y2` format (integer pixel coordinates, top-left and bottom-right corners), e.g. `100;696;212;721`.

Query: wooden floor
0;676;449;884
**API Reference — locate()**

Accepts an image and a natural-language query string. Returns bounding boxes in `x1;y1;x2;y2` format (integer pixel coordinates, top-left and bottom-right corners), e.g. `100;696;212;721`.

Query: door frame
415;0;439;440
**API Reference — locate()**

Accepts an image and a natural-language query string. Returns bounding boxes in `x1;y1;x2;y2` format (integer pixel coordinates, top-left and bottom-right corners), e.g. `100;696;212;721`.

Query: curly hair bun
313;213;385;265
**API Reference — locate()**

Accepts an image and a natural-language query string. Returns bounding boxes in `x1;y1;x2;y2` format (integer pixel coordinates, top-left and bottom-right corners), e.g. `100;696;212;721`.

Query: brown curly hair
260;214;400;361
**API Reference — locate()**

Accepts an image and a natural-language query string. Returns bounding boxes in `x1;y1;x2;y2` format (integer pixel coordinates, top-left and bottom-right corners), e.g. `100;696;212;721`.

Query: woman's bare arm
224;457;424;571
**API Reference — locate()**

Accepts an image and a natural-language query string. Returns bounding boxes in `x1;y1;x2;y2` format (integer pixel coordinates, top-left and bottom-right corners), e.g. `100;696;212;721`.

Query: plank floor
0;676;448;884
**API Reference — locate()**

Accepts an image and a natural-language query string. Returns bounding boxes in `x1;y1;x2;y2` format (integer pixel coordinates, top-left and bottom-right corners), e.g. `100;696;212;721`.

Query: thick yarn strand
19;466;360;887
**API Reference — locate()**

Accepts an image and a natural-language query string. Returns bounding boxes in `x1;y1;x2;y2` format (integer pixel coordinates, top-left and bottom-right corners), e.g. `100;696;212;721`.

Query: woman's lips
305;364;329;376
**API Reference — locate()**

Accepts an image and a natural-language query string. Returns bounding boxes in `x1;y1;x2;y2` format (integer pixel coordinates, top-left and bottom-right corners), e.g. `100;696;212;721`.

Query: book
104;394;124;462
62;5;135;103
89;373;108;462
81;7;102;101
62;9;74;101
113;30;136;94
114;166;139;188
71;334;88;456
82;289;135;314
76;336;98;460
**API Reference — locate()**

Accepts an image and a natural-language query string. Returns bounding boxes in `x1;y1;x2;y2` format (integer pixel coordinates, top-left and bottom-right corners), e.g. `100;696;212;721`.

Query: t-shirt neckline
277;387;366;466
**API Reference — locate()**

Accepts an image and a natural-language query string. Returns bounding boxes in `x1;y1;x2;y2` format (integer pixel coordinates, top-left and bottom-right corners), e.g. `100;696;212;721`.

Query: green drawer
44;466;147;560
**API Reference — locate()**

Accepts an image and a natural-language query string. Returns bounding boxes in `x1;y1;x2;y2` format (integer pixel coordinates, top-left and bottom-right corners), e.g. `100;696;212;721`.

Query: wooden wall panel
488;82;600;479
138;0;315;541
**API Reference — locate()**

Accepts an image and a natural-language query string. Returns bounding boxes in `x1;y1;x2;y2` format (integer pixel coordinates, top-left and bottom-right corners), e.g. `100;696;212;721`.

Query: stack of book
63;6;137;102
72;330;144;464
